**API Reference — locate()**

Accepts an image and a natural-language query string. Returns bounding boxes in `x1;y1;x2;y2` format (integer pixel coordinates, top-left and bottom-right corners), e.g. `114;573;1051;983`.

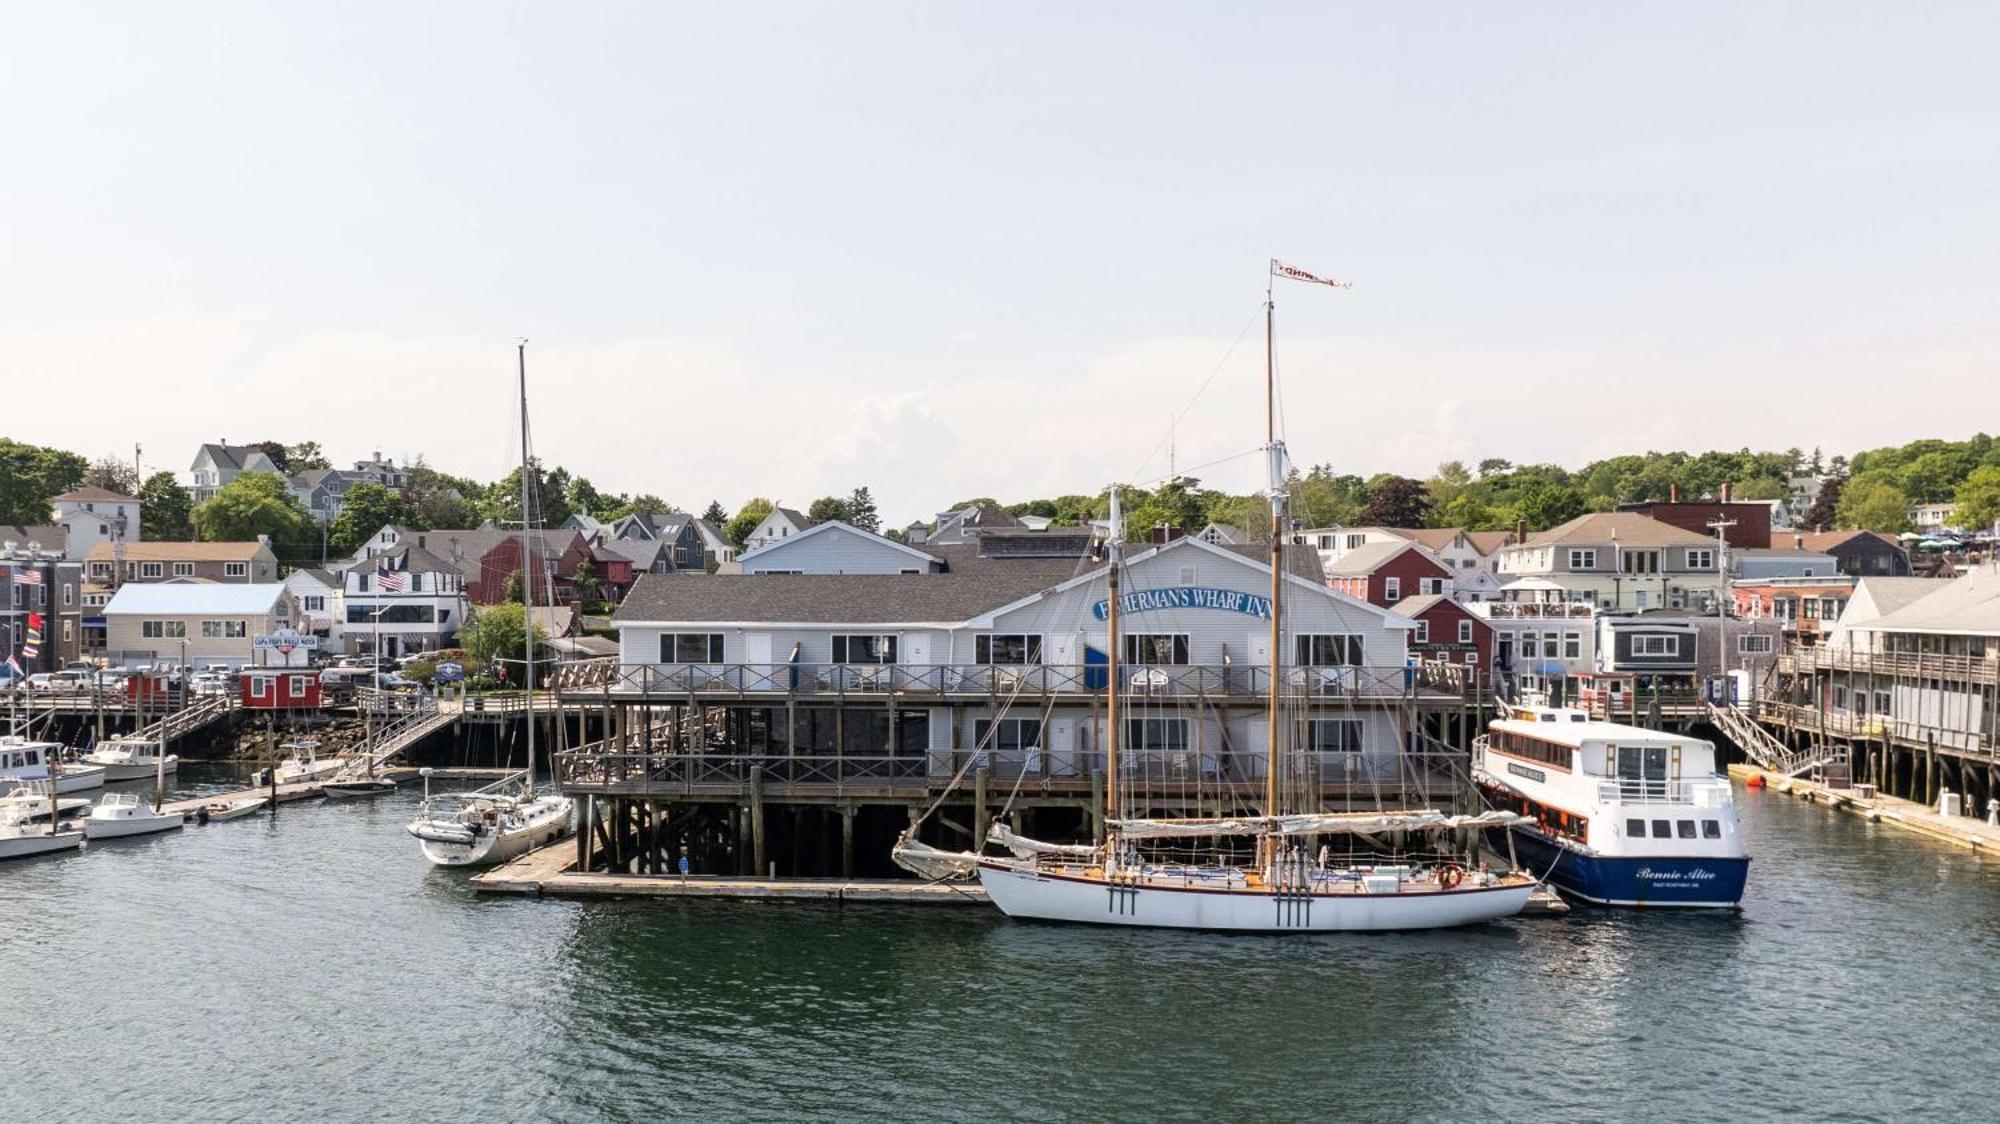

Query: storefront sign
1091;587;1272;621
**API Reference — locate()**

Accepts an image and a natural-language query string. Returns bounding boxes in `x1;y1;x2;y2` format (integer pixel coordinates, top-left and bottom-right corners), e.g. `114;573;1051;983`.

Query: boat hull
83;814;186;841
1492;826;1749;909
0;828;85;859
90;760;176;783
976;863;1532;931
414;799;573;867
322;780;396;799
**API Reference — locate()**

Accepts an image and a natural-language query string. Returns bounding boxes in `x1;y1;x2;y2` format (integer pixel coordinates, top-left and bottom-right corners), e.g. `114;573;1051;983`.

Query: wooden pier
1729;763;2000;855
471;840;990;903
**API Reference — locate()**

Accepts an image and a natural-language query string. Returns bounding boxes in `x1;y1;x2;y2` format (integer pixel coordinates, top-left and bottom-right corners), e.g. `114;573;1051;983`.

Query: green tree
327;483;415;555
565;476;611;521
1477;458;1513;478
807;495;853;524
607;493;672;520
701;500;728;526
1835;472;1912;533
483;459;574;526
1801;475;1843;531
458;602;547;684
846;486;880;533
285;441;331;472
1512;485;1587;531
1127;477;1208;535
727;497;774;547
404;457;478;528
255;440;290;472
137;472;194;540
1358;475;1431;527
1952;465;2000;532
192;472;311;555
572;556;601;602
0;438;87;523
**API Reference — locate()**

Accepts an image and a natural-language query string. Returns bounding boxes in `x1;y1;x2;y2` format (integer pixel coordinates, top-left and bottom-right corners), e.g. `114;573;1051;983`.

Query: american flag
376;560;407;592
13;567;41;586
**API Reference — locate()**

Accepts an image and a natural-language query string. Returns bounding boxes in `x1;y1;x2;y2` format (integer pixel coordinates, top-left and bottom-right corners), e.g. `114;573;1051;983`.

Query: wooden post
749;765;767;877
576;794;591;872
840;803;855;880
1089;769;1105;845
972;763;989;850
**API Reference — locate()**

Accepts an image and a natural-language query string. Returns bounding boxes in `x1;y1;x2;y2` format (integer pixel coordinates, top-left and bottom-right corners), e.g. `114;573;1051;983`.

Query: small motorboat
1;737;107;793
188;796;269;824
0;806;84;860
0;781;92;826
82;793;186;841
322;777;397;799
254;740;347;787
78;738;176;783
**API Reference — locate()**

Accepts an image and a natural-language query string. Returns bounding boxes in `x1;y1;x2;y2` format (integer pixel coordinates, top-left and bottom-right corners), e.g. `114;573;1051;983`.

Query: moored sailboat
407;342;573;866
896;262;1536;930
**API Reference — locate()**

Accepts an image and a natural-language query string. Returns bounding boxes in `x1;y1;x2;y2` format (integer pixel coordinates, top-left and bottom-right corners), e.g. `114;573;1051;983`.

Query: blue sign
1091;587;1272;621
433;661;466;683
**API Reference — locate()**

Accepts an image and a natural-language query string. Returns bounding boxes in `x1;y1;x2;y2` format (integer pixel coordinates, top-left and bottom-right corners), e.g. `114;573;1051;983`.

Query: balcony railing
1776;647;1999;685
548;660;1434;701
555;748;1419;792
1481;603;1598;619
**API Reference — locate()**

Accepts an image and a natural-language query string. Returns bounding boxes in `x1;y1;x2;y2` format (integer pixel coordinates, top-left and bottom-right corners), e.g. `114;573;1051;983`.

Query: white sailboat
408;342;573;866
896;261;1536;931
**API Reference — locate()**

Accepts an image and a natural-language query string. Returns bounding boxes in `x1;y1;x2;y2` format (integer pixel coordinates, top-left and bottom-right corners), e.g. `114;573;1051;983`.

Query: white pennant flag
1270;258;1352;289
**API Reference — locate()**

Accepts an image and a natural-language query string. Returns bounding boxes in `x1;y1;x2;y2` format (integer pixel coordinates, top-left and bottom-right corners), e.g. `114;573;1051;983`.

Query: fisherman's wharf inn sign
1091;587;1273;621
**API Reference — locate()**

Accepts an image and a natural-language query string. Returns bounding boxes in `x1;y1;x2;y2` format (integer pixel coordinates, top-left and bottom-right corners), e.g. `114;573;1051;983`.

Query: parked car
190;672;231;697
24;671;88;692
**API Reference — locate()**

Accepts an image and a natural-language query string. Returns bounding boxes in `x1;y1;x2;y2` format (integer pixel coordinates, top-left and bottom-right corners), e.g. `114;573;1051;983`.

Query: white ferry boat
1473;705;1749;908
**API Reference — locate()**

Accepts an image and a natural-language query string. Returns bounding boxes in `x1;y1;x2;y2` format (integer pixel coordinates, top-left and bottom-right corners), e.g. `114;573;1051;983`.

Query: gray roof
1389;593;1451;617
1854;575;1955;619
615;550;1088;624
1521;512;1711;549
196;442;270;472
1849;569;2000;635
409;527;578;574
0;525;67;552
1220;543;1325;583
595;537;668;568
1322;540;1436;577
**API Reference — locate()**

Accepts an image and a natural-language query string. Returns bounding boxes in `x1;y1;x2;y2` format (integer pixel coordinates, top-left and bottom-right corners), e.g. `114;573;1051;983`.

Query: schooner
894;261;1536;930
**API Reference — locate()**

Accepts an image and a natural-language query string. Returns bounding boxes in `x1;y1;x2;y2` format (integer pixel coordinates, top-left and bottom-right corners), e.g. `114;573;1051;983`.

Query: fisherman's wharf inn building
548;521;1498;879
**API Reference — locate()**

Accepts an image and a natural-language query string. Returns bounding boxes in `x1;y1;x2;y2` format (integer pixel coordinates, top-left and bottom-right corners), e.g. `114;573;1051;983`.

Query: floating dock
474;842;1570;913
1731;763;2000;854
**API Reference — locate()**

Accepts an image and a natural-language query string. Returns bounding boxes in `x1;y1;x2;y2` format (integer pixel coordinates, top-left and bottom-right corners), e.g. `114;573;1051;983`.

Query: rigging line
1127;445;1267;493
1125;300;1266;486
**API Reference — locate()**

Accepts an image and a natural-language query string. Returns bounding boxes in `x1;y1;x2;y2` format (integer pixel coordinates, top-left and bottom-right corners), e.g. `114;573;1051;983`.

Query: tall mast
518;341;536;796
1262;282;1286;870
1104;485;1123;837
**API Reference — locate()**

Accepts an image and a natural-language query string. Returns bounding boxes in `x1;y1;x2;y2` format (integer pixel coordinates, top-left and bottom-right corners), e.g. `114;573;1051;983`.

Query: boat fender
1745;773;1765;789
1437;863;1465;891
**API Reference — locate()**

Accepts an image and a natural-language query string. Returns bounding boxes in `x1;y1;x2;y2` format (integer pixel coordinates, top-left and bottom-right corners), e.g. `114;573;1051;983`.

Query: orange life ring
1437;863;1465;890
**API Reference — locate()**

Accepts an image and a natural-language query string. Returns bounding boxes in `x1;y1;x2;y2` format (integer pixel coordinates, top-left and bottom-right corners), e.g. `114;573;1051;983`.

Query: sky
3;3;1996;525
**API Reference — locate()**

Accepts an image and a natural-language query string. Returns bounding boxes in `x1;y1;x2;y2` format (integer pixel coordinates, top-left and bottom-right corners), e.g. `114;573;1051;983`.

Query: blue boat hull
1488;826;1748;909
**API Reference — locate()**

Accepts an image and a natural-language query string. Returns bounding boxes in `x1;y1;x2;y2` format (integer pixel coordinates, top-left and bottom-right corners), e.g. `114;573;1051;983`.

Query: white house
1908;501;1959;531
284;568;343;641
742;506;815;552
339;544;469;657
1494;513;1727;612
51;485;141;561
189;442;282;504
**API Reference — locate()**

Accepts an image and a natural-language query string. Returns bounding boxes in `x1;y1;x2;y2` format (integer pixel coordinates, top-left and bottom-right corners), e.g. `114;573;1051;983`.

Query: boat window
1626;818;1645;837
1652;819;1672;838
1676;820;1697;838
1702;820;1722;839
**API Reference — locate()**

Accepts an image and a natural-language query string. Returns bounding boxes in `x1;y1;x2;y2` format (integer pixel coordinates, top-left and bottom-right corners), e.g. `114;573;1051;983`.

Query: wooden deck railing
546;659;1438;703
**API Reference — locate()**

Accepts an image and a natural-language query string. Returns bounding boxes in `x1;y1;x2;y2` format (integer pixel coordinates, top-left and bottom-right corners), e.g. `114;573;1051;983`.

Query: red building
1391;593;1495;671
1323;541;1453;609
240;668;323;710
1618;485;1772;548
442;529;591;605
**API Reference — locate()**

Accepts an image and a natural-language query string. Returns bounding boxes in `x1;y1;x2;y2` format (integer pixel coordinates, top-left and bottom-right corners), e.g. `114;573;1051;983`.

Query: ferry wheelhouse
1473;705;1748;908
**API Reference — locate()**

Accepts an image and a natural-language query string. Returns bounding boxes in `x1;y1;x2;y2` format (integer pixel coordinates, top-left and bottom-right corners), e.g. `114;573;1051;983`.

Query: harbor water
4;764;1998;1121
